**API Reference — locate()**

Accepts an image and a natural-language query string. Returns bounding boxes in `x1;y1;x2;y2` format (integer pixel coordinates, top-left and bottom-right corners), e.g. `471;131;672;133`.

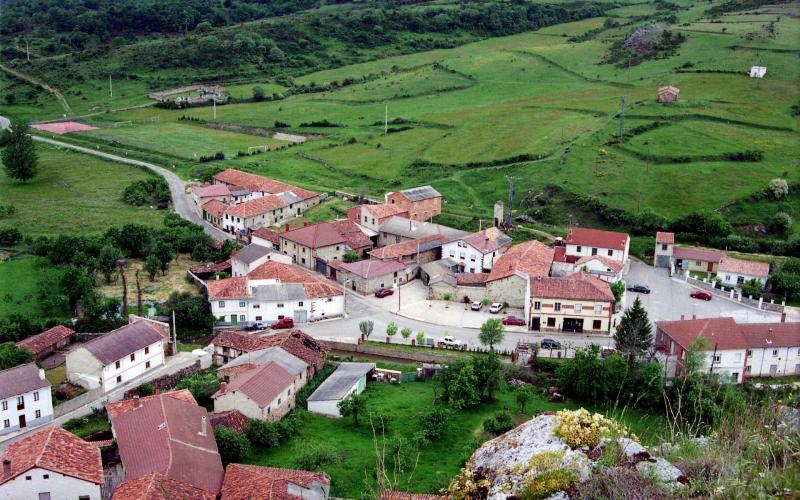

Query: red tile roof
221;463;330;500
718;257;769;278
458;227;512;254
0;427;103;486
211;331;273;353
369;235;447;260
190;259;232;275
281;220;372;250
249;261;342;299
213;169;317;200
16;325;75;356
566;226;629;251
206;276;249;300
209;410;249;433
656;317;746;351
112;472;216;500
213;362;294;407
530;272;615;302
739;322;800;349
656;231;674;244
364;203;408;220
106;389;197;421
257;330;328;374
575;254;624;273
224;195;288;218
672;246;725;263
346;205;361;223
488;240;554;281
202;199;226;219
108;392;224;494
340;259;407;279
456;272;490;285
251;227;282;246
552;245;567;263
194;184;231;198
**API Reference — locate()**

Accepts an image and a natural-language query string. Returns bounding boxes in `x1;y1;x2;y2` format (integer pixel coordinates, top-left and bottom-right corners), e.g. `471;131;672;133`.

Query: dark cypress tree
614;297;653;359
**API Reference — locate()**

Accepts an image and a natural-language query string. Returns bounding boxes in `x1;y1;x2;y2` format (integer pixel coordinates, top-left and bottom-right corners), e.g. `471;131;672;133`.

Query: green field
249;380;667;497
0;255;48;320
0;144;165;237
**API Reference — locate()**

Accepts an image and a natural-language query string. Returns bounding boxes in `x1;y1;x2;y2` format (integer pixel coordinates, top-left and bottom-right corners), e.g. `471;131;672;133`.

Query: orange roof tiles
566;226;629;251
281;220;372;251
672;246;725;263
202;199;226;219
209;410;249;434
251;227;282;245
656;231;674;244
248;261;342;299
0;427;102;486
530;272;615;302
223;195;288;217
206;276;249;300
456;272;490;285
718;257;770;278
211;331;273;353
364;203;408;220
16;325;75;356
458;227;512;254
213;362;294;407
739;322;800;348
575;254;624;273
657;317;746;350
221;463;330;500
106;389;197;421
488;240;554;282
193;184;231;198
112;472;216;500
213;169;317;200
369;235;447;260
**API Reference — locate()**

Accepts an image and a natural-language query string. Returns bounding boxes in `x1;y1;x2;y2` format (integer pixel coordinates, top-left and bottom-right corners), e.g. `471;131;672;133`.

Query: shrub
553;408;627;449
274;120;290;128
122;177;170;208
769;178;789;199
483;411;515;436
138;383;154;396
214;426;251;465
245;419;280;448
0;227;22;246
447;467;492;499
293;443;343;470
416;405;453;443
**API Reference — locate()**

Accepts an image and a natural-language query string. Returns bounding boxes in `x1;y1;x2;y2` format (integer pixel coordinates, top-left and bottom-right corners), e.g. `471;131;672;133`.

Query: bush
175;370;219;409
138;383;154;397
769;178;789;199
0;227;22;246
122;177;170;208
415;405;453;444
553;408;627;449
483;411;515;436
571;467;666;499
293;443;343;470
245;419;280;448
214;426;251;465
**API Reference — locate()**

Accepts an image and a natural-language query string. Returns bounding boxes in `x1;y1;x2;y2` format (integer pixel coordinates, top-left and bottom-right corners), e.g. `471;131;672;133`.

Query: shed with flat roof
307;362;375;417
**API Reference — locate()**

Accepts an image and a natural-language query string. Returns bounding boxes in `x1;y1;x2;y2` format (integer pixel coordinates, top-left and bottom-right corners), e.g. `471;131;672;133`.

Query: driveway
624;260;781;323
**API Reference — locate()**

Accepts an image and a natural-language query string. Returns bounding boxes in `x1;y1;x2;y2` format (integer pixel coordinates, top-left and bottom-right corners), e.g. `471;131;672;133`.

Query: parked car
540;339;562;349
244;322;268;331
375;288;394;298
627;284;651;294
690;290;712;301
271;317;294;329
470;301;483;311
502;316;526;326
489;303;504;314
438;335;463;348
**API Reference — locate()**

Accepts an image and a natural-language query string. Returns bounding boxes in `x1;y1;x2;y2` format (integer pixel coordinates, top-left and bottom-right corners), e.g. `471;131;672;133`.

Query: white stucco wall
100;340;164;392
718;271;766;289
0;385;53;436
746;346;800;377
566;241;628;263
0;467;101;500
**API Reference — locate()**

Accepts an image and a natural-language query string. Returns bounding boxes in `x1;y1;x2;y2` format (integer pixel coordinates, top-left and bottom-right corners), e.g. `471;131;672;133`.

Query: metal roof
233;244;274;265
221;347;308;376
400;185;441;201
379;216;468;240
250;283;308;302
307;362;375;402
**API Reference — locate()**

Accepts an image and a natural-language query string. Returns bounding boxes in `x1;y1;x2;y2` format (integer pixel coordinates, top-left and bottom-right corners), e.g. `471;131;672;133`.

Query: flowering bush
446;467;492;499
553;408;627;449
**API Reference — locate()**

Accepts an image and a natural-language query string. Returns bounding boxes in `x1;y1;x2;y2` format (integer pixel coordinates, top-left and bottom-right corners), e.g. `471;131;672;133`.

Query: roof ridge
160;395;175;478
35;427;55;466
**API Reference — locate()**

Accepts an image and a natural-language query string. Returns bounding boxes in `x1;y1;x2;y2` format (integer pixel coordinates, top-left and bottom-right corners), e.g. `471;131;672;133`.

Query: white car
489;303;504;314
470;301;482;311
438;335;463;348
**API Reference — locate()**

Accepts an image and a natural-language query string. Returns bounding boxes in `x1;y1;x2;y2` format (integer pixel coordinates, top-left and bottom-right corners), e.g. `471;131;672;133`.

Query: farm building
672;246;725;274
307;363;375;417
657;85;679;103
333;259;414;294
279;220;373;273
717;257;770;289
15;325;75;360
377;216;468;246
212;361;298;421
369;234;447;265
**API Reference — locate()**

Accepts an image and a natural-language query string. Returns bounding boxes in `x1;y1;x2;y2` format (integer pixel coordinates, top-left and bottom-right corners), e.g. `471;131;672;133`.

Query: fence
686;276;785;313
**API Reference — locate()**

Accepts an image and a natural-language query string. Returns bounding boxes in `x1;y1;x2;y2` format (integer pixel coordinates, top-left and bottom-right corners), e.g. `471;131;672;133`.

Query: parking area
363;280;528;331
624;260;780;323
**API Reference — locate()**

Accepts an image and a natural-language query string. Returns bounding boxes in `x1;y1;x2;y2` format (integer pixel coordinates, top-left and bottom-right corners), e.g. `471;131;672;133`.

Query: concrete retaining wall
322;340;467;364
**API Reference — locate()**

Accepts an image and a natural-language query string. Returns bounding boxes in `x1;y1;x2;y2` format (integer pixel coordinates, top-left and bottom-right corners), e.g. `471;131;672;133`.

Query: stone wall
322;340;467;364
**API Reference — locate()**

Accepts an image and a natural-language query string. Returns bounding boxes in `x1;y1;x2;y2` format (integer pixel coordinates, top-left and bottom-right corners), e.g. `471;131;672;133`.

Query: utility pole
213;94;217;120
504;176;516;227
109;73;113;98
618;95;626;143
384;102;388;135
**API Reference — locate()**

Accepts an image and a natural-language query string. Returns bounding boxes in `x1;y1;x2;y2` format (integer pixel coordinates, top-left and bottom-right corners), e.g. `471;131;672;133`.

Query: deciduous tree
2;119;38;182
479;318;504;350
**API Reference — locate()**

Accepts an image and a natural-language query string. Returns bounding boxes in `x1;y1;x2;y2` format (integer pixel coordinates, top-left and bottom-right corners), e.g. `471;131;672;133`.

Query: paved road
31;135;232;241
624;260;781;323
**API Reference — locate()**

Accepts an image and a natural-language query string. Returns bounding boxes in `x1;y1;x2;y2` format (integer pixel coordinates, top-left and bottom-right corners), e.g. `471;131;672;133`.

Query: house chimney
781;312;786;323
38;368;46;380
680;314;684;320
2;459;10;479
219;382;227;394
199;416;207;437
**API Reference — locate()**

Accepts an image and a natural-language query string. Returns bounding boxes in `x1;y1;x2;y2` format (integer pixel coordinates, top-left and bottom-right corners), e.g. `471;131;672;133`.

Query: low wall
122;360;202;399
322;340;467;364
687;276;785;313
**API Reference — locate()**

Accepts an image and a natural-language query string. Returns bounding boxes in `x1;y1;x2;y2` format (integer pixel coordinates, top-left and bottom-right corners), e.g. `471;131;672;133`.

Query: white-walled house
741;322;800;378
213;362;298;421
717;257;770;289
0;363;53;436
0;427;103;500
441;227;512;273
564;226;630;265
231;243;292;276
307;363;374;417
207;261;344;326
66;321;165;392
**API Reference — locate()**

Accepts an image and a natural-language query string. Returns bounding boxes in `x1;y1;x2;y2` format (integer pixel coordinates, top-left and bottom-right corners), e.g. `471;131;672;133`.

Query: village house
0;363;52;436
0;427;103;500
348;203;409;233
485;240;555;310
529;272;615;333
212;361;298;421
653;231;675;268
206;261;344;326
209;330;275;366
657;85;679;103
231;243;291;276
201;199;226;227
221;464;331;500
441;227;512;273
564;226;630;266
368;234;447;264
217;346;309;389
111;472;216;500
717;257;770;289
307;363;375;417
221;195;296;236
210;329;328;377
552;247;623;283
66;320;166;392
377;216;468;247
655;317;799;383
106;390;224;496
191;183;231;216
334;259;413;294
280;220;373;273
212;168;321;212
15;324;75;360
385;186;442;221
672;246;725;275
250;226;283;250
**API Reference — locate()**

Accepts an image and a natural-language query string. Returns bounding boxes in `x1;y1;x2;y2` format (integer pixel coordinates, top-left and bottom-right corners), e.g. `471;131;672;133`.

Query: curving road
31;135;232;241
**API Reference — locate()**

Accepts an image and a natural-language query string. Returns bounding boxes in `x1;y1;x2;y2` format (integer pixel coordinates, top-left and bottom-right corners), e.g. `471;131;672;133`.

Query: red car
271;317;294;329
375;288;394;298
690;290;712;301
502;316;526;326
